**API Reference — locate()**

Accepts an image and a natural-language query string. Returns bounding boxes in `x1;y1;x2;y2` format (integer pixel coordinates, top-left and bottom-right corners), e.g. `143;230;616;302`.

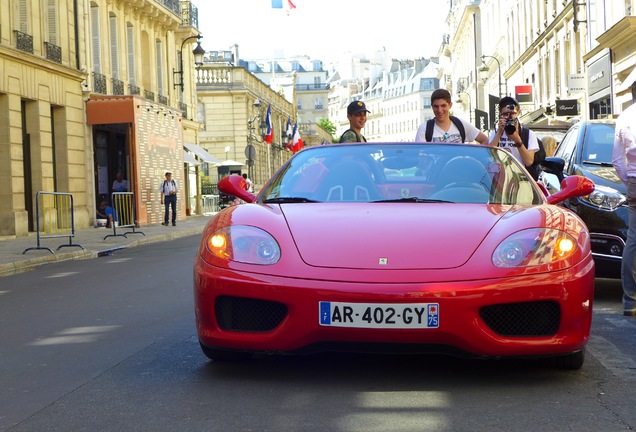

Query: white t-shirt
414;118;482;143
488;127;539;165
112;179;129;192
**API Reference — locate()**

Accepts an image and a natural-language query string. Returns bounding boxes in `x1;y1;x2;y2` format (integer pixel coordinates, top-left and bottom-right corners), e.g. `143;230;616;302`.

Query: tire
199;342;252;362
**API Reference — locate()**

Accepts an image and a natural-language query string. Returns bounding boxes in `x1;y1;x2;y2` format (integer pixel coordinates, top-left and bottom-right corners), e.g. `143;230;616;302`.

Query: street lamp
455;92;473;123
479;54;504;98
245;99;268;180
173;35;206;91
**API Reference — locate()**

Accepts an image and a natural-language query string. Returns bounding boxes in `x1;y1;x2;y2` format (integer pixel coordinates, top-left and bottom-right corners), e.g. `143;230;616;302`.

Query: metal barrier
104;192;145;240
23;191;84;254
201;194;220;215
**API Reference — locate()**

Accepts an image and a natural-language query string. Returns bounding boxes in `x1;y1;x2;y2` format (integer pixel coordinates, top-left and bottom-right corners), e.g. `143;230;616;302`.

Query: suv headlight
580;185;626;211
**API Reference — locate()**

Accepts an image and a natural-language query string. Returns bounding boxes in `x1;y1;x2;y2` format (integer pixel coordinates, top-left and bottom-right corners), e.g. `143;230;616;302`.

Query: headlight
206;226;281;265
580;185;626;211
493;228;578;268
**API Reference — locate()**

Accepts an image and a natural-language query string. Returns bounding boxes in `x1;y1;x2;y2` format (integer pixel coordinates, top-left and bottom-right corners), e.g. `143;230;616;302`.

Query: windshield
260;143;542;205
581;123;615;165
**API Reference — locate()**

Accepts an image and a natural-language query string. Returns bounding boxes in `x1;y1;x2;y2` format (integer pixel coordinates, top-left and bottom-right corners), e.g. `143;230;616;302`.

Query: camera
504;117;517;135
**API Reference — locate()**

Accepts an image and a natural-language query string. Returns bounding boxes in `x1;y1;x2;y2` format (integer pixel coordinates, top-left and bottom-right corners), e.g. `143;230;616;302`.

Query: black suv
540;119;626;278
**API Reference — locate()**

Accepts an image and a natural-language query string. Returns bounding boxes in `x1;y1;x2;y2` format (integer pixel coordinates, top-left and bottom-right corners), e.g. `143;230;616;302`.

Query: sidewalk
0;215;213;277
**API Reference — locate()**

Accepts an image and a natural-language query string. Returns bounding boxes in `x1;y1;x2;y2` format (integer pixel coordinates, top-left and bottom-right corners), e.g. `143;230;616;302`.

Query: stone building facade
0;0;205;236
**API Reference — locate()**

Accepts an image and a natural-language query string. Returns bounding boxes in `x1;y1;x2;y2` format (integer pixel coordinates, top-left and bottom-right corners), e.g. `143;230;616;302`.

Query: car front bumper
194;257;595;359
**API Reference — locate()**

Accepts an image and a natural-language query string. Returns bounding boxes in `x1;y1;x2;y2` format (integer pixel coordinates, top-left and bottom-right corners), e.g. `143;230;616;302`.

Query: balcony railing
14;31;34;54
158;94;168;105
295;83;329;91
92;72;107;94
112;78;125;95
180;1;199;29
144;90;155;101
158;0;180;15
44;42;62;63
128;84;140;95
179;102;187;118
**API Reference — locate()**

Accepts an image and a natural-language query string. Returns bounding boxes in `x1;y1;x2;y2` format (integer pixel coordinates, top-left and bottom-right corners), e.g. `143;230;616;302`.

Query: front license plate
319;302;439;329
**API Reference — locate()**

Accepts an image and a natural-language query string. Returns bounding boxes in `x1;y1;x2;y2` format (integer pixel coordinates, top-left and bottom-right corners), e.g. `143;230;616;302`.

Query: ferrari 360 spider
194;142;595;369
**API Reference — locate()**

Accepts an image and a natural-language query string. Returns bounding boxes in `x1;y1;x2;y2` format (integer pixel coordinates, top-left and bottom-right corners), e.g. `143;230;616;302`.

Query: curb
0;227;205;278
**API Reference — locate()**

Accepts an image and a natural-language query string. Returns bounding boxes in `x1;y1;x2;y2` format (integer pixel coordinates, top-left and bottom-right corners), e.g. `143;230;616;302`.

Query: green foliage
316;118;337;143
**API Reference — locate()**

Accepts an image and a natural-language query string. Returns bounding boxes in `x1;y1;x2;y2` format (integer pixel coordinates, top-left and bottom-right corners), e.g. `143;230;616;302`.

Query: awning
183;143;221;164
216;159;245;167
520;107;546;125
183;151;200;165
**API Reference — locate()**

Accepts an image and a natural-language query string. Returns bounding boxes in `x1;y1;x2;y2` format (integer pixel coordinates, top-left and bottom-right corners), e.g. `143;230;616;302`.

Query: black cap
165;171;172;176
347;101;370;115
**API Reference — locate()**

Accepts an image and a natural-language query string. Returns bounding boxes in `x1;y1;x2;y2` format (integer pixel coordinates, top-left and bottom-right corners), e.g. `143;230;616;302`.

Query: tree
316;118;337;143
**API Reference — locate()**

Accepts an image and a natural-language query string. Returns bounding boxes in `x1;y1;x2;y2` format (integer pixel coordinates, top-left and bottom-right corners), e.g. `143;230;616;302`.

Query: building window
47;0;57;44
90;4;102;73
126;24;136;85
109;14;119;79
156;39;164;96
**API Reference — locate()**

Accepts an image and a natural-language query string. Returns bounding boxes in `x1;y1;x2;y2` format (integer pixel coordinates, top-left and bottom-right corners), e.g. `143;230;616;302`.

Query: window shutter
47;0;57;44
156;40;163;95
126;24;136;85
90;6;101;73
109;15;118;79
19;0;28;33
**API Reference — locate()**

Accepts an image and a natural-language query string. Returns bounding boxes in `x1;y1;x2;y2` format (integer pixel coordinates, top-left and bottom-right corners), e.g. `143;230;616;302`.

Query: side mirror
218;175;256;204
540;157;566;183
547;175;595;205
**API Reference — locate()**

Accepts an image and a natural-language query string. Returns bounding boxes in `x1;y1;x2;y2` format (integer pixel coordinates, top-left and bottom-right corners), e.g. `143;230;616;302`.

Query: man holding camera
488;96;539;172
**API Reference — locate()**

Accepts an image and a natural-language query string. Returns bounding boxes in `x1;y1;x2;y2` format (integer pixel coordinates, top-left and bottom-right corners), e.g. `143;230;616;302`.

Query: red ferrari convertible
194;142;595;369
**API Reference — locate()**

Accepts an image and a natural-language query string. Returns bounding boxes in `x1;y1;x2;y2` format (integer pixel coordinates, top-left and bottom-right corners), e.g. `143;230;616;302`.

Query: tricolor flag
286;0;297;15
285;117;293;147
291;121;304;153
264;104;273;144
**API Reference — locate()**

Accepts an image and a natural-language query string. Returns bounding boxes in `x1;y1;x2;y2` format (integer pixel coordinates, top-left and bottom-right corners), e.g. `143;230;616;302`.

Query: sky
193;0;449;63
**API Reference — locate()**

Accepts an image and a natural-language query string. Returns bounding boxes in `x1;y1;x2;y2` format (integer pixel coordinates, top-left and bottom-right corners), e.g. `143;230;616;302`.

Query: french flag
264;104;273;144
285;117;293;147
291;122;304;153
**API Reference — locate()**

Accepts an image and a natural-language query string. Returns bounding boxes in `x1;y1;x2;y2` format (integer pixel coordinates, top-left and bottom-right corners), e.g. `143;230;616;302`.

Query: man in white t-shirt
488;96;539;168
414;88;489;145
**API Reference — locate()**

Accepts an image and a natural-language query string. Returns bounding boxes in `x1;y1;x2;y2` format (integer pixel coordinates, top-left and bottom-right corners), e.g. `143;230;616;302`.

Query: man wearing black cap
159;171;178;226
340;100;370;143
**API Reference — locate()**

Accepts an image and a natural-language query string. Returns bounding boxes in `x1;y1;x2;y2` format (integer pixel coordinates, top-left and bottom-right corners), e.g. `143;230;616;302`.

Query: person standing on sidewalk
612;102;636;316
159;171;178;226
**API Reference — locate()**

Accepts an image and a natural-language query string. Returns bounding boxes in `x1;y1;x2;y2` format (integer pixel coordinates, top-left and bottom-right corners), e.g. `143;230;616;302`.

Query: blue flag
271;0;283;8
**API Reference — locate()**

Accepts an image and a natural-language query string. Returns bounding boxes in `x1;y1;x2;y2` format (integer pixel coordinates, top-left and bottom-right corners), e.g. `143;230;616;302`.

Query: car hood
576;164;625;192
282;204;506;270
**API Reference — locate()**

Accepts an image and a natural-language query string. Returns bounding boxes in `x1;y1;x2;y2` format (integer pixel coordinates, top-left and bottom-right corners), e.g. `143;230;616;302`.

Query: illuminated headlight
581;185;626;211
206;226;281;265
493;228;577;268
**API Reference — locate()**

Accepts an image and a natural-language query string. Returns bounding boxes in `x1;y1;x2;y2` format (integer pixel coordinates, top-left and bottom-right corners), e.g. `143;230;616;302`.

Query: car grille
215;296;287;332
479;300;560;336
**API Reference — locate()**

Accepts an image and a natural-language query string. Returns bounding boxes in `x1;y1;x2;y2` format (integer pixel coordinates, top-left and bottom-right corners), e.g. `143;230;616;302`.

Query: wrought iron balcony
14;31;34;54
44;42;62;63
144;90;155;101
179;102;187;118
92;72;107;94
180;1;199;29
158;0;180;15
128;84;141;95
158;94;168;105
111;78;124;95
